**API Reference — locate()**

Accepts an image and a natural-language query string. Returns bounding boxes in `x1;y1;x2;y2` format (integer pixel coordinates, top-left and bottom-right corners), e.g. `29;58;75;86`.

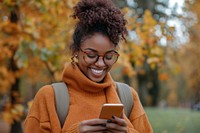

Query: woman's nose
95;56;106;66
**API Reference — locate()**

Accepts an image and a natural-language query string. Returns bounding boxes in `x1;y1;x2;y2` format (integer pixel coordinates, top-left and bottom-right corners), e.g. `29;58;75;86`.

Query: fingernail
107;119;112;123
112;116;115;119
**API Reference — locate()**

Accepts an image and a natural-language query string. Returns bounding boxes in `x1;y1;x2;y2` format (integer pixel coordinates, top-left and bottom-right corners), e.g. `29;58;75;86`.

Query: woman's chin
88;74;105;83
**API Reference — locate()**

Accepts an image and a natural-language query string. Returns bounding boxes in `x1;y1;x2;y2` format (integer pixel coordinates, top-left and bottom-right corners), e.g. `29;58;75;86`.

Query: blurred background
0;0;200;133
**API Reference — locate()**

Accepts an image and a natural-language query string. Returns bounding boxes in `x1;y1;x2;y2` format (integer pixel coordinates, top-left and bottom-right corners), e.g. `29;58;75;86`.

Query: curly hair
70;0;128;54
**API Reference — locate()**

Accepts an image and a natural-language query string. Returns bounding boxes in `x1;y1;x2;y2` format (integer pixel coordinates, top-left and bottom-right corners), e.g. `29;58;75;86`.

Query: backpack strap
52;82;69;128
115;82;133;118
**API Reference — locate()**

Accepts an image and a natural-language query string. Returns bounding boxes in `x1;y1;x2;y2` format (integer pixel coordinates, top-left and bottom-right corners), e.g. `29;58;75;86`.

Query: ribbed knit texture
24;63;153;133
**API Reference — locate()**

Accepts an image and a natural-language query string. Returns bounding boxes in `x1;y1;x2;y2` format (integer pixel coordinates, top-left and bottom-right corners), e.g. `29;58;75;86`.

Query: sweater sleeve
24;85;58;133
127;87;153;133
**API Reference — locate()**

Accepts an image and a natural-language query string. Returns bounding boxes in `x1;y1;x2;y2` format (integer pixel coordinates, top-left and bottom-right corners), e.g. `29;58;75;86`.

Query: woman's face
77;33;117;82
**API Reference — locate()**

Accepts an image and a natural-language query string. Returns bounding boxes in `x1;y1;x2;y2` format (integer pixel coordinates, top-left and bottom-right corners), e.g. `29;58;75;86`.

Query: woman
24;0;153;132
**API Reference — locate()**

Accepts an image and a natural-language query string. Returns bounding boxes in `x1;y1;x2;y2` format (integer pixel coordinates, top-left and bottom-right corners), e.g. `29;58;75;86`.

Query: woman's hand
79;119;107;133
79;116;128;133
106;116;128;133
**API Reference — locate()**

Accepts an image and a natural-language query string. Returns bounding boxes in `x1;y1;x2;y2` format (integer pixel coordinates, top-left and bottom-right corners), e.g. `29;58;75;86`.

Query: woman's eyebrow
83;48;98;52
83;48;116;53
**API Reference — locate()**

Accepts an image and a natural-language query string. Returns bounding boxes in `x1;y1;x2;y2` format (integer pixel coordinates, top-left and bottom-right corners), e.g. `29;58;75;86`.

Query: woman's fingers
112;116;127;126
79;119;107;133
106;116;128;132
81;119;107;126
106;122;127;132
79;117;128;133
79;125;106;133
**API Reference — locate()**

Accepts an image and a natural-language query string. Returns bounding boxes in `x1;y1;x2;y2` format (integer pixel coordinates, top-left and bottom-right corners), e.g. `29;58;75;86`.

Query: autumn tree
117;8;174;106
176;0;200;107
113;0;196;106
149;0;199;107
0;0;78;132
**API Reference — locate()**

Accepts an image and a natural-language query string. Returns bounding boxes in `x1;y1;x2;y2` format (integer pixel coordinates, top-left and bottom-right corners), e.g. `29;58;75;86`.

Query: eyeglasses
79;48;119;66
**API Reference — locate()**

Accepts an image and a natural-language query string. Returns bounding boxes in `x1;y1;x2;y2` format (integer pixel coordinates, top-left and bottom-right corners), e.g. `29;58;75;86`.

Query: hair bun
73;0;117;26
71;0;127;45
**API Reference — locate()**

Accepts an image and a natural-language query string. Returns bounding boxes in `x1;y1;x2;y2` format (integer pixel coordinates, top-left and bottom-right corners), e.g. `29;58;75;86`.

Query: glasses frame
79;48;120;66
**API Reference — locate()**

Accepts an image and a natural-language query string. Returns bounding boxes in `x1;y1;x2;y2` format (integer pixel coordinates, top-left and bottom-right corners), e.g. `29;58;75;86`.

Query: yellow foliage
2;112;13;124
4;0;16;6
0;67;16;94
66;0;79;8
171;65;181;75
118;53;135;77
125;9;168;73
143;10;157;27
150;63;156;70
151;47;163;56
27;100;33;110
54;70;63;81
1;21;21;34
122;7;136;30
159;73;169;81
122;7;130;14
2;104;25;124
147;57;160;64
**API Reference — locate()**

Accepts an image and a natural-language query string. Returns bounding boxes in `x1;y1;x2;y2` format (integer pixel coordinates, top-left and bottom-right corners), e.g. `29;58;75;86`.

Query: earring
71;54;78;64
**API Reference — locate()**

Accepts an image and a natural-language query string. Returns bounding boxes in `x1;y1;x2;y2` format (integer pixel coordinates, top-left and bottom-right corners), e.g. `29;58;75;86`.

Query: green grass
145;107;200;133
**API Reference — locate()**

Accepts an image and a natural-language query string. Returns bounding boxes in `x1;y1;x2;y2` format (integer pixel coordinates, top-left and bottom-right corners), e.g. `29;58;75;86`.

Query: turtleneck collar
62;63;114;93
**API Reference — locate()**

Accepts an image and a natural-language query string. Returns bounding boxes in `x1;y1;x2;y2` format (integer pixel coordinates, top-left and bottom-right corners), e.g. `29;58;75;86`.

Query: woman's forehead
81;33;115;50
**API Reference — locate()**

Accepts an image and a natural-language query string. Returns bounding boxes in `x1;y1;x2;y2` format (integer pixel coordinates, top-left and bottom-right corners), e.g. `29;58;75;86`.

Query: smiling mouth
91;68;104;75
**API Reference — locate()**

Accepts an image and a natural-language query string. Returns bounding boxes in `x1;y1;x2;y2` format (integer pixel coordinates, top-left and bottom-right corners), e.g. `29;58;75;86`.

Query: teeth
91;69;103;74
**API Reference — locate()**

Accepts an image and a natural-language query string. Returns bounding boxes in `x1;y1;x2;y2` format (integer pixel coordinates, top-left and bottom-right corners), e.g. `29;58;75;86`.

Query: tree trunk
11;121;23;133
10;56;23;133
137;59;160;106
137;73;148;106
9;6;23;133
148;66;159;106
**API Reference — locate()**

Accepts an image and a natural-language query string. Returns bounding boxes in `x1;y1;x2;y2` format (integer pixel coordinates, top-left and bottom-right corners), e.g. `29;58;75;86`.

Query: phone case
99;104;124;119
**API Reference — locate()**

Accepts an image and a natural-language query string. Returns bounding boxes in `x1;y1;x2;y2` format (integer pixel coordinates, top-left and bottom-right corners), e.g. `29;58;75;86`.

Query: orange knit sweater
24;63;153;133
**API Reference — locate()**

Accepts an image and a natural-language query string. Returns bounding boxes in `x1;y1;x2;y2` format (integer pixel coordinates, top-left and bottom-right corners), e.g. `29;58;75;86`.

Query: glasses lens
104;51;119;65
83;51;98;64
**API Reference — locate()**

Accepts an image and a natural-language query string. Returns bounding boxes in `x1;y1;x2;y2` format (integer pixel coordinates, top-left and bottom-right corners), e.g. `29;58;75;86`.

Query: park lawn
145;107;200;133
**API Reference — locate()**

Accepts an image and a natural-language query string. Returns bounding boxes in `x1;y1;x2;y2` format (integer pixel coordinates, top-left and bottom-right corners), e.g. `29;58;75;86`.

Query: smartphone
99;103;124;119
